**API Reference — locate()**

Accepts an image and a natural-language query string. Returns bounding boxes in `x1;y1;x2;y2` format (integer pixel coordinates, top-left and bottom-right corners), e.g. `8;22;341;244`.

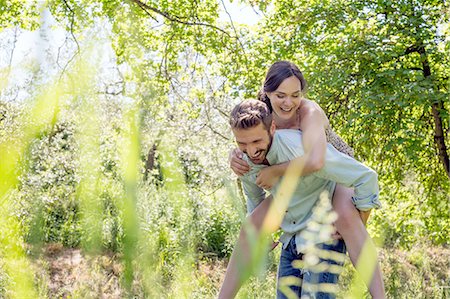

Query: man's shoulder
274;129;302;148
274;129;302;138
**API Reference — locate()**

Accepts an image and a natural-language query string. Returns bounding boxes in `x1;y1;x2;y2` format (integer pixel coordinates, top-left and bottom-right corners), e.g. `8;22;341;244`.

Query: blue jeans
277;237;346;299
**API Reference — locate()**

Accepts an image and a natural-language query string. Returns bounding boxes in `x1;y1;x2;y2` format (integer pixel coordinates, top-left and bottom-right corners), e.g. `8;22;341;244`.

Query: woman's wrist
271;162;288;177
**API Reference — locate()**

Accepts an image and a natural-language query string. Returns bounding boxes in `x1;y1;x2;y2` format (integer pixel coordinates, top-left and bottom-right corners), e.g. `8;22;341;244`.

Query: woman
221;61;384;298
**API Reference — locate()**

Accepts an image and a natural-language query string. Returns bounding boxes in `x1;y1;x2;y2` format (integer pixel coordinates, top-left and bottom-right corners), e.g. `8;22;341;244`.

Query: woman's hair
258;61;307;112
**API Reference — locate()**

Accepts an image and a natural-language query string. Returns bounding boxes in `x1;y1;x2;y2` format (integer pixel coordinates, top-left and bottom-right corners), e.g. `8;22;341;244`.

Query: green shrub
201;207;240;258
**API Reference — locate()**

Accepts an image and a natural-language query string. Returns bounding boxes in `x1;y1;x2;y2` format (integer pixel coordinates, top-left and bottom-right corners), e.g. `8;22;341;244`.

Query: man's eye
277;95;284;99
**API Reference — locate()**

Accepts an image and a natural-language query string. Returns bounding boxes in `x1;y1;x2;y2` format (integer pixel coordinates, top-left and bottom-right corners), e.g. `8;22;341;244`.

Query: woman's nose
284;97;293;105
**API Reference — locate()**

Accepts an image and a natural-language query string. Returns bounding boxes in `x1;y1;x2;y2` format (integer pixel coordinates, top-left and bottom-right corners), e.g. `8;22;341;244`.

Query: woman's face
266;76;302;121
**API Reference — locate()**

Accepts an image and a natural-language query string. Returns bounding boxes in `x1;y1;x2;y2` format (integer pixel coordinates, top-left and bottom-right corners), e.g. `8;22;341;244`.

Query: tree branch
61;0;80;53
412;42;450;179
58;0;81;81
205;123;229;141
220;0;247;56
128;0;232;38
405;44;425;55
7;27;18;76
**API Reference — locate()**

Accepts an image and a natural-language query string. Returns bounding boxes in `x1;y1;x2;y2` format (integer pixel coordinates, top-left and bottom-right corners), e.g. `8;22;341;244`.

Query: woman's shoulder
298;99;329;126
299;98;322;113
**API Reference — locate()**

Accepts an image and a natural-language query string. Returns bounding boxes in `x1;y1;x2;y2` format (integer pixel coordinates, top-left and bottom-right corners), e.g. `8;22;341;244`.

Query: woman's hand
256;165;283;190
229;148;250;176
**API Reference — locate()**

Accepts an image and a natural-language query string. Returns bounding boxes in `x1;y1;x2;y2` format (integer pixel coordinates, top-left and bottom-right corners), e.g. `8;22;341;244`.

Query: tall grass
0;63;383;299
0;62;61;299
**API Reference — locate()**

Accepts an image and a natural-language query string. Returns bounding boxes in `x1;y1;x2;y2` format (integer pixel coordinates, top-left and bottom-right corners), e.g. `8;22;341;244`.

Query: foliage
0;0;40;30
239;0;450;245
17;121;80;247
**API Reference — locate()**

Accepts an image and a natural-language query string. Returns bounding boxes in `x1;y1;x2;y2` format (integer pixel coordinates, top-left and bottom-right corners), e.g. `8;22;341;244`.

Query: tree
1;0;448;247
237;0;449;184
229;0;449;244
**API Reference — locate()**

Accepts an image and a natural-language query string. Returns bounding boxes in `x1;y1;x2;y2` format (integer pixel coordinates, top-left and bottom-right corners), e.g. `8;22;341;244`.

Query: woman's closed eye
276;94;299;99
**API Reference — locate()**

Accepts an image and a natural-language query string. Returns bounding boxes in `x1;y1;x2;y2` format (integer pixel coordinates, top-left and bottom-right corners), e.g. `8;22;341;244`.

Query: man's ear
270;120;276;135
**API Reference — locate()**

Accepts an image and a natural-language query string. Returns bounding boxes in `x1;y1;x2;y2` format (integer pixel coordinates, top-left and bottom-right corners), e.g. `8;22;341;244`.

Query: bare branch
56;38;64;70
220;0;247;56
205;123;229;141
58;0;81;81
246;0;268;18
128;0;158;22
7;27;19;75
196;183;224;196
1;27;19;101
128;0;232;38
62;0;80;53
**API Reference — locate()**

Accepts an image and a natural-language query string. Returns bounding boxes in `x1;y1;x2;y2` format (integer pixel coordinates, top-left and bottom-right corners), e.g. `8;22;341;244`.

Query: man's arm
240;175;266;214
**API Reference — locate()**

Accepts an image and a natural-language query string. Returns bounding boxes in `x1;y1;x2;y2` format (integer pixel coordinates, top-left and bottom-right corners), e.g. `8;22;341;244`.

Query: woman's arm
298;100;329;171
255;100;329;189
229;148;250;176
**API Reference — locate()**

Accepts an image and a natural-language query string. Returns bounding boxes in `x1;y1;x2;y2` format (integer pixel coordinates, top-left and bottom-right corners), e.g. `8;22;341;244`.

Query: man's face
232;122;275;164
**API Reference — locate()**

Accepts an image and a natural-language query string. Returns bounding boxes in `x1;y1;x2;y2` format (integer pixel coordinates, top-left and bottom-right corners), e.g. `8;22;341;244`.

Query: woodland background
0;0;449;298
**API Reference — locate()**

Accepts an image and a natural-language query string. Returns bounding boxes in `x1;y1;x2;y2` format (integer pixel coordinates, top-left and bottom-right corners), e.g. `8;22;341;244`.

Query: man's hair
230;99;273;131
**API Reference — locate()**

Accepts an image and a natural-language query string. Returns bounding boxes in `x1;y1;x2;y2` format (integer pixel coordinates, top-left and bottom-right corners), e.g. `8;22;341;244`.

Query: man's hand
229;148;250;176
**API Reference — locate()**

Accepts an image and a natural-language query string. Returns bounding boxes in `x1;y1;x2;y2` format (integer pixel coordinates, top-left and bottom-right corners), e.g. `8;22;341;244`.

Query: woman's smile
267;76;302;121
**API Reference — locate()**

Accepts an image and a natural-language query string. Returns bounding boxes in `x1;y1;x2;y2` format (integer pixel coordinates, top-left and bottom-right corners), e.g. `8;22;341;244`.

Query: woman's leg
218;195;274;299
332;184;385;299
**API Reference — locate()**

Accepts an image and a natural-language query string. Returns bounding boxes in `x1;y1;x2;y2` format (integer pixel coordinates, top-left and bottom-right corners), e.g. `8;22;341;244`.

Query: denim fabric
277;237;346;299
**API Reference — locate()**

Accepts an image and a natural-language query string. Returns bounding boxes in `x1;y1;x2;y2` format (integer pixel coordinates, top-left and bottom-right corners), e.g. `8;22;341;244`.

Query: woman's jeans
277;237;346;299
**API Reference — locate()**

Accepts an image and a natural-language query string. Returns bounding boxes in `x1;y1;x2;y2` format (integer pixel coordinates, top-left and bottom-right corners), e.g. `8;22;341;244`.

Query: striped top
325;127;354;158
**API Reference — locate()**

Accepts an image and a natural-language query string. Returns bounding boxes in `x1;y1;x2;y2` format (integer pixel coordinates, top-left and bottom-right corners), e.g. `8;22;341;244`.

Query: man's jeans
277;237;346;299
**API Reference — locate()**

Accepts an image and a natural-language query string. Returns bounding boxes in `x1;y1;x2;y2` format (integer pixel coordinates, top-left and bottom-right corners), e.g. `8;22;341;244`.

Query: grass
1;242;448;298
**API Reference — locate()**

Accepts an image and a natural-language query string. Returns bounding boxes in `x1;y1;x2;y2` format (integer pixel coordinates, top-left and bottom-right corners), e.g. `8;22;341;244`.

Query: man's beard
249;133;273;164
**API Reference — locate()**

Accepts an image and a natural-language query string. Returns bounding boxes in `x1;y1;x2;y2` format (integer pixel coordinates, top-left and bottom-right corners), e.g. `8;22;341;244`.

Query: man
219;100;380;299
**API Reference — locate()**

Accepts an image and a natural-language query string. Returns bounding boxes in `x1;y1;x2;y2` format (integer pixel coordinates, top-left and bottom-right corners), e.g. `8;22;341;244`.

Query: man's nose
247;146;258;157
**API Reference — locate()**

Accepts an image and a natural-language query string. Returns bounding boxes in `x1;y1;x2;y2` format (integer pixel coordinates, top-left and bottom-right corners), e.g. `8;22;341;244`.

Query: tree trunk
420;48;450;179
144;143;157;181
431;102;450;179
